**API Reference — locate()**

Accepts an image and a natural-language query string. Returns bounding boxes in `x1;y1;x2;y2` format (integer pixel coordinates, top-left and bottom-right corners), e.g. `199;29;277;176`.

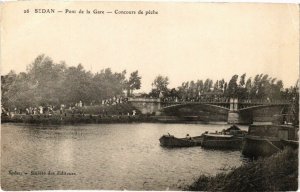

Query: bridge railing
161;97;231;103
128;97;161;103
161;100;290;105
238;99;290;105
128;97;291;105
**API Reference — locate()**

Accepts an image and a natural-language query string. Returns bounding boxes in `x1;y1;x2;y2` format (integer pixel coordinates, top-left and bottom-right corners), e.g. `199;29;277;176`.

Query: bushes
188;148;298;191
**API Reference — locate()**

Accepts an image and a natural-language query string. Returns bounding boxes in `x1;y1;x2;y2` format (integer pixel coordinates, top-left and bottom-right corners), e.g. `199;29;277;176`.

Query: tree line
150;74;299;102
2;54;299;111
1;55;141;110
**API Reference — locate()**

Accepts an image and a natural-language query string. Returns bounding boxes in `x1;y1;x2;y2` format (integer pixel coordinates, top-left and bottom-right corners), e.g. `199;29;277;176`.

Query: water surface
1;123;248;190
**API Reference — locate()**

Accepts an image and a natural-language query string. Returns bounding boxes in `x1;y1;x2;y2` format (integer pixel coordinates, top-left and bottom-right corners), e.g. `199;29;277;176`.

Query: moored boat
201;134;243;150
242;135;281;157
159;134;203;147
159;125;246;148
200;125;246;150
241;124;299;158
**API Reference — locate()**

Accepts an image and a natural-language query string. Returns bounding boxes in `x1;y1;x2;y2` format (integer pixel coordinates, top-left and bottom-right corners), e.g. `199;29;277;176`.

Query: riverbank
1;103;159;124
187;147;298;191
1;115;225;125
1;114;159;124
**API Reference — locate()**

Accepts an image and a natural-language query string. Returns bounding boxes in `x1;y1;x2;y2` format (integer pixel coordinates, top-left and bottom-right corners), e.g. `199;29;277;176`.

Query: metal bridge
160;99;290;111
128;97;291;124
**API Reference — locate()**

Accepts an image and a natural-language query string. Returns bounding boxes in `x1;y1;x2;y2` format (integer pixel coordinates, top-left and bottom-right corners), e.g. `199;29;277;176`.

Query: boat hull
242;136;281;158
242;124;299;158
201;138;243;150
159;135;202;147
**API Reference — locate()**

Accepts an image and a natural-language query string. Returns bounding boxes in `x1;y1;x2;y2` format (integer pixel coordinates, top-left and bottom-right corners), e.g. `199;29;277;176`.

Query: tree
1;55;140;109
224;82;228;93
62;64;94;105
177;81;189;99
227;75;239;97
92;68;127;101
236;74;247;99
213;80;219;91
239;73;246;88
26;54;67;106
218;79;225;92
203;79;213;92
189;81;196;98
127;70;141;96
169;88;178;98
152;75;169;94
1;70;17;108
196;80;204;94
5;71;42;110
245;78;252;99
271;80;283;100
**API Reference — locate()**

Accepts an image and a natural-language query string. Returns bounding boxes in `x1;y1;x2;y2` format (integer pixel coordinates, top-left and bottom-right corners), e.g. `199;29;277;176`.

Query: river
1;123;248;190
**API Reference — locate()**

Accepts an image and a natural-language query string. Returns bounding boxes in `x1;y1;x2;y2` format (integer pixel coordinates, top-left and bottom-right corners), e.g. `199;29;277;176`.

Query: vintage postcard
1;1;299;191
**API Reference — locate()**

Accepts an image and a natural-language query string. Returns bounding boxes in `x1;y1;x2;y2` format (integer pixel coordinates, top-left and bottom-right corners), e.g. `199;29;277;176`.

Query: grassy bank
187;147;298;191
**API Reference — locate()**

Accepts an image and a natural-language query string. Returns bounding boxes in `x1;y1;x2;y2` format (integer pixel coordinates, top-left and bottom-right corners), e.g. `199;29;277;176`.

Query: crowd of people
100;96;128;106
1;96;136;120
159;95;284;104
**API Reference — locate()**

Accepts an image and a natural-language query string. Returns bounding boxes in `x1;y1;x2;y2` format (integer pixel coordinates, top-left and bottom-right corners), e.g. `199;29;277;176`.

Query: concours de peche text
31;9;158;16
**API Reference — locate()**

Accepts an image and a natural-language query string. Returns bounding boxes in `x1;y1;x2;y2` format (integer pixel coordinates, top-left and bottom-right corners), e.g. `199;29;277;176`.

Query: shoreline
186;147;298;191
1;114;157;125
1;114;236;125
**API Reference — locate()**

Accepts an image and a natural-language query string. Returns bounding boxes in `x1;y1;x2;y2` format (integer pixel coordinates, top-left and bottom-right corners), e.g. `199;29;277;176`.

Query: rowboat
159;134;203;147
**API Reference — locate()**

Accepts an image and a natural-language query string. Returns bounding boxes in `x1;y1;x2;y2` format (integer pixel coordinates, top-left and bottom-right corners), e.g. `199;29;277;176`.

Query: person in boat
186;134;192;140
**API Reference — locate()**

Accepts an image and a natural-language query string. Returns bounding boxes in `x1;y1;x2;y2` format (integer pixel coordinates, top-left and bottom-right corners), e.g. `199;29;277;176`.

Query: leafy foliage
173;74;297;102
149;75;169;97
1;54;140;110
127;70;142;96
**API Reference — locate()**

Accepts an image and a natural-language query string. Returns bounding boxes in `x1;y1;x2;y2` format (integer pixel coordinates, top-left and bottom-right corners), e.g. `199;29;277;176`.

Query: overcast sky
1;2;299;92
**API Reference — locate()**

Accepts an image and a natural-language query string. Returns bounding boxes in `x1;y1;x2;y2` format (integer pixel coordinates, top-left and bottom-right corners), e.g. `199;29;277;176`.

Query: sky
1;2;299;92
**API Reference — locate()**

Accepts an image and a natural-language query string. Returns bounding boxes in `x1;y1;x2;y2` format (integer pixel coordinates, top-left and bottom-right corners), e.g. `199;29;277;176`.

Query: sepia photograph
1;1;299;191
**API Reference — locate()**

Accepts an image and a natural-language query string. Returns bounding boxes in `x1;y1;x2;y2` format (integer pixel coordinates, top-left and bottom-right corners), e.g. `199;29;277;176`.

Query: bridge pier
227;111;240;124
228;98;240;124
128;97;162;115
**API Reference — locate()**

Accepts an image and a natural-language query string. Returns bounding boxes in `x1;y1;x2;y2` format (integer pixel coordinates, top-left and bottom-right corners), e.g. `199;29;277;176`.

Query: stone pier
128;97;161;115
227;98;240;124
